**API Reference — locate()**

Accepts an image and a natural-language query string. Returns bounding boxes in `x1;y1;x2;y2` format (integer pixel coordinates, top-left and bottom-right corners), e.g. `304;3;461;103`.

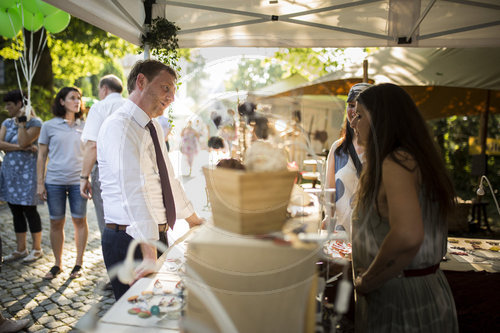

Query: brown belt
105;223;167;232
403;263;440;277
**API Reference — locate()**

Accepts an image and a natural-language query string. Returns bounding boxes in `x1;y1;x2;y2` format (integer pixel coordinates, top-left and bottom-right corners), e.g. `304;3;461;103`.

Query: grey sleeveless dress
352;193;458;332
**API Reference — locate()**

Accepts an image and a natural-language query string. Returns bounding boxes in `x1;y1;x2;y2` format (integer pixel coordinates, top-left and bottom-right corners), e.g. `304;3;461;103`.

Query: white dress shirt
97;99;195;241
81;92;126;143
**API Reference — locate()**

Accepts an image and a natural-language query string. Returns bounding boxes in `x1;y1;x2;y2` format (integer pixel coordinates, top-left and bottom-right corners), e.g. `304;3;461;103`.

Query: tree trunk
24;29;53;93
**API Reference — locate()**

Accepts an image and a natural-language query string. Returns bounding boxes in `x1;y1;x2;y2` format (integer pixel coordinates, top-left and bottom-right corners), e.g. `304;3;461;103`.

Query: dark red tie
146;121;176;229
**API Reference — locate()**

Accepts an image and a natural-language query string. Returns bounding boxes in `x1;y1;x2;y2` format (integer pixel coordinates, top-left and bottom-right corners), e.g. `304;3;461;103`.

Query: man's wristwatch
80;175;89;180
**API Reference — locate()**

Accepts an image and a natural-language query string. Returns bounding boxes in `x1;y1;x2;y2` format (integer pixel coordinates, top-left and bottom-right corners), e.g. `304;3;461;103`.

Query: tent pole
143;0;155;60
363;60;368;83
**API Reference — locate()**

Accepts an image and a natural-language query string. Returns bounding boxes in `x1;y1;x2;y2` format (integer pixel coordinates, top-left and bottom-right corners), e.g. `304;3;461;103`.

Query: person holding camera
37;87;88;280
0;90;43;263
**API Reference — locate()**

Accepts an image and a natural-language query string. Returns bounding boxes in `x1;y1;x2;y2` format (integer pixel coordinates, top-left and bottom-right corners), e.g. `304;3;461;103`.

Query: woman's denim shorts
45;184;87;220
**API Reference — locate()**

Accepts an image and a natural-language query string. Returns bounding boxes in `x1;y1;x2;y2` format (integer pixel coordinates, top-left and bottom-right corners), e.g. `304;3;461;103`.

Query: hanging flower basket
141;17;180;66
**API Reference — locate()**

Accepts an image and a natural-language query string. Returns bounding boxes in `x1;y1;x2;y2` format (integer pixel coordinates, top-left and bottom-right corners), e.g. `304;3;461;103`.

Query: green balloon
43;10;70;33
20;0;38;13
8;7;22;31
0;0;18;9
22;7;43;31
36;0;58;16
0;7;22;38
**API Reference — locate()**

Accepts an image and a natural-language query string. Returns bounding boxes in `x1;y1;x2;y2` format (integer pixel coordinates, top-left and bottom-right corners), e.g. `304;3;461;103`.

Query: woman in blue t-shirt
0;90;43;263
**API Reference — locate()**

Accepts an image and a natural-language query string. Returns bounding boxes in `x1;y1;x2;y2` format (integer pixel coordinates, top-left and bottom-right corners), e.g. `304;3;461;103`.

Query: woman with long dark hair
351;83;457;332
37;87;88;280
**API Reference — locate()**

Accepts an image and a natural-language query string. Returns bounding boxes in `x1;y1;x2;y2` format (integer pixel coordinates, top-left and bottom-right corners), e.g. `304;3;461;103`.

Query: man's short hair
99;74;123;93
127;60;177;94
3;90;24;104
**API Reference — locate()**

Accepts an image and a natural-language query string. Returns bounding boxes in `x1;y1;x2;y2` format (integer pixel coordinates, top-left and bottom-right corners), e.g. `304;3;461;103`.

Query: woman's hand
37;183;47;201
23;145;38;153
354;274;371;295
354;268;371;295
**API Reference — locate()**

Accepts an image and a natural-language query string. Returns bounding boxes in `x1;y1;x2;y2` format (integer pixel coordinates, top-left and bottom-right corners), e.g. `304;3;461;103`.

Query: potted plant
141;17;180;68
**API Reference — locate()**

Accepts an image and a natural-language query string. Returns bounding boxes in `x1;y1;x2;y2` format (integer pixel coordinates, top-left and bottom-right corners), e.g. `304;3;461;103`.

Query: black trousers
8;203;42;233
101;228;168;300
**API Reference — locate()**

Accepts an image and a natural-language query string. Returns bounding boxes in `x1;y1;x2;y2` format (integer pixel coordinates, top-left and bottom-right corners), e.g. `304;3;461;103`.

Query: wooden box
203;167;297;235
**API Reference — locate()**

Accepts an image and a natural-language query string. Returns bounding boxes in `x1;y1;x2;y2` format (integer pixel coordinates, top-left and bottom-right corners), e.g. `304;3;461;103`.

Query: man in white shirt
80;75;126;235
97;60;204;300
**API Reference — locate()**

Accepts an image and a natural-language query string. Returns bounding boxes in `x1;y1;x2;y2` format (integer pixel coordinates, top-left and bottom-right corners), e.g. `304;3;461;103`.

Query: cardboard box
203;167;297;235
184;225;318;333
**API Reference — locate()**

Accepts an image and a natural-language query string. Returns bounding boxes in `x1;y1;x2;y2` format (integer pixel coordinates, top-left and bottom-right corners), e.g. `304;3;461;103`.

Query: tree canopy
1;17;137;119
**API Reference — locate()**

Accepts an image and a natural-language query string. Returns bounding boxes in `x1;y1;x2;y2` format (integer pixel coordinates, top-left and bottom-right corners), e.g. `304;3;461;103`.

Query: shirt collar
58;117;81;126
104;92;122;100
126;99;151;128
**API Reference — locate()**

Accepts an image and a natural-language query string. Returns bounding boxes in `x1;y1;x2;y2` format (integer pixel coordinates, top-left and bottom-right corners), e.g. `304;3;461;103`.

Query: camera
17;115;27;123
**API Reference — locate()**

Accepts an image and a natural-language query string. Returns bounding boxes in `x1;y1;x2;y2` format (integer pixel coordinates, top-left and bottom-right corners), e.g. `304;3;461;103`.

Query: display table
82;233;499;333
79;224;320;333
87;270;182;332
441;237;500;273
441;237;500;332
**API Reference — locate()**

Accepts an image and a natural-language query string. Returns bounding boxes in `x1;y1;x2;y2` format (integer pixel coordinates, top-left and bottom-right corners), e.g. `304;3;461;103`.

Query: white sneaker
3;249;29;262
23;249;43;262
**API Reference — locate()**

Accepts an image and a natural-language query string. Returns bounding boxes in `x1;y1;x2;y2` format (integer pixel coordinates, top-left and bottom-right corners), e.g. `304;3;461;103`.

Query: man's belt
105;223;167;232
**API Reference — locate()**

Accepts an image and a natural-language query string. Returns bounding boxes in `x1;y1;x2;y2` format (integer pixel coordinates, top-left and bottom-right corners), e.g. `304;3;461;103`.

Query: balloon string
8;13;25;103
8;4;49;120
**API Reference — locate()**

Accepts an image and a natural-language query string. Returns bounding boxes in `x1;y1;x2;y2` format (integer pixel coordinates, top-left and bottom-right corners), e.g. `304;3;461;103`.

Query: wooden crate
203;167;297;234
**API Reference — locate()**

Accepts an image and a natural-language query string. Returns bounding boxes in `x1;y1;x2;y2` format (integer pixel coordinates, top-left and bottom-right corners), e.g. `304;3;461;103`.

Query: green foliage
273;48;346;80
0;36;23;59
0;84;52;121
429;114;500;205
225;58;286;92
75;76;93;98
30;85;53;120
49;36;103;87
225;48;374;93
56;17;135;59
50;17;137;88
1;17;137;93
81;59;126;99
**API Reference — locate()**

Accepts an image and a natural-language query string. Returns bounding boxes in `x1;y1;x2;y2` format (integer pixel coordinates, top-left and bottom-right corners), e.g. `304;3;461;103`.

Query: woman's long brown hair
355;83;455;218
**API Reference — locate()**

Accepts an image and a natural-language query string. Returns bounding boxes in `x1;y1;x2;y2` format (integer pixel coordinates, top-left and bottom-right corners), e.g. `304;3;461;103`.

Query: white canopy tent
44;0;500;48
270;47;500;119
310;47;500;90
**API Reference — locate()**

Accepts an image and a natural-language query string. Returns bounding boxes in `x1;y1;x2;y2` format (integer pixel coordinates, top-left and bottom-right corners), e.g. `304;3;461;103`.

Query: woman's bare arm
17;123;41;148
0;125;24;151
355;155;424;294
36;144;49;201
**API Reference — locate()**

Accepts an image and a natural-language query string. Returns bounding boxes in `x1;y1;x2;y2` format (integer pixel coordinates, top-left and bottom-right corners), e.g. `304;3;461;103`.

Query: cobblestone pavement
0;200;114;333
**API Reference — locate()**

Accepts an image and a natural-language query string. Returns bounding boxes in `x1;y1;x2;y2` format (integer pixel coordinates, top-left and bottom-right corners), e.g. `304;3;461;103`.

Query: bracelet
80;175;89;180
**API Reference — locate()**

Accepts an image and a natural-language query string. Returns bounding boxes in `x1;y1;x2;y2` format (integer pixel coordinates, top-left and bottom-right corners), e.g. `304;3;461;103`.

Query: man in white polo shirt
80;75;126;235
